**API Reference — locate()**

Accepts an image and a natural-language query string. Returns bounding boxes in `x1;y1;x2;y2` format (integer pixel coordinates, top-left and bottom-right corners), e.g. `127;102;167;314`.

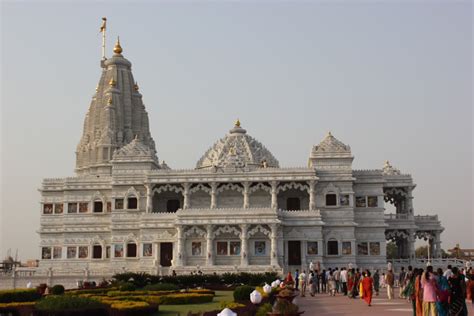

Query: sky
1;1;472;261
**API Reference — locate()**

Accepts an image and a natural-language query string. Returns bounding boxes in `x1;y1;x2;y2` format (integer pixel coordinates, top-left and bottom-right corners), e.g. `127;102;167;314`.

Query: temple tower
75;39;157;175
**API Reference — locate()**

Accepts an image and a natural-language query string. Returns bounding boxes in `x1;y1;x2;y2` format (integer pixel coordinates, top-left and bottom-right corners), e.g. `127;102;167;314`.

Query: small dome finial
113;36;123;54
235;118;241;128
107;97;113;105
134;81;139;91
109;77;116;87
327;131;332;137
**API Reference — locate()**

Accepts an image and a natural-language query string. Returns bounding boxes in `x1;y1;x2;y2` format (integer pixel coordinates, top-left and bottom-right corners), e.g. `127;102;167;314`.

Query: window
114;244;124;257
43;204;53;215
367;196;378;207
342;242;352;255
230;242;241;255
115;199;124;210
192;242;202;256
53;247;62;259
355;196;367;207
78;246;88;258
357;242;369;255
68;203;78;213
307;242;318;255
127;243;137;257
79;202;88;213
127;197;137;209
54;204;63;214
286;197;301;210
255;241;266;256
370;242;380;255
326;194;337;206
91;245;101;259
93;201;103;213
340;194;350;206
67;247;77;259
143;243;153;257
327;240;338;255
217;242;228;255
42;247;51;259
166;199;180;213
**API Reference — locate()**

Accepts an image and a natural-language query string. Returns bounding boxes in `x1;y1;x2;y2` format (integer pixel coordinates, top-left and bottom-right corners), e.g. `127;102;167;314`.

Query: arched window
327;240;339;255
325;194;337;206
126;243;137;257
92;245;102;259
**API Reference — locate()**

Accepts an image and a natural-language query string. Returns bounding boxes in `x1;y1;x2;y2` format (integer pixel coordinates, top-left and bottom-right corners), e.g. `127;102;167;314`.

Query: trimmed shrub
256;303;272;316
67;288;115;295
0;289;41;303
119;283;136;292
51;285;65;295
142;283;178;291
0;301;36;308
219;301;246;309
35;295;105;311
233;285;254;302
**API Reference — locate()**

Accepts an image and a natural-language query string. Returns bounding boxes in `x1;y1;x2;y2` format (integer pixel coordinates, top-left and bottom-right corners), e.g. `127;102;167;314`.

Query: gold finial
113;36;123;54
327;131;332;137
235;118;241;128
134;81;139;91
107;97;113;105
109;77;116;87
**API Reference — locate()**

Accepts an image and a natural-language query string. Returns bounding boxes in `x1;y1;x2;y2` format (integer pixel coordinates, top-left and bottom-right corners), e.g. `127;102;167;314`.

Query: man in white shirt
443;265;453;279
340;267;348;295
299;270;307;297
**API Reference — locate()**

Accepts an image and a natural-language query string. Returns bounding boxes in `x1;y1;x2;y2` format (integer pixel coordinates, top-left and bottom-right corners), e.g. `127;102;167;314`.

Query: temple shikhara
38;39;444;275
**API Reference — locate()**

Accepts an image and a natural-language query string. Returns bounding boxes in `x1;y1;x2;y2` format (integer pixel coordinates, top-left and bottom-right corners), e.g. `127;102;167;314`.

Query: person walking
448;267;468;316
373;269;380;296
386;269;395;300
309;271;318;297
299;270;307;297
361;270;374;306
435;268;449;316
320;269;327;294
328;270;337;296
341;267;348;295
295;269;300;290
403;267;418;316
399;267;407;298
421;265;438;316
334;267;341;293
467;267;474;307
415;268;424;316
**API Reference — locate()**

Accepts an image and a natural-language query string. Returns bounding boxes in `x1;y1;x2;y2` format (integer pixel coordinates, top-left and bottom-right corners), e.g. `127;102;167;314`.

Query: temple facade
38;40;444;275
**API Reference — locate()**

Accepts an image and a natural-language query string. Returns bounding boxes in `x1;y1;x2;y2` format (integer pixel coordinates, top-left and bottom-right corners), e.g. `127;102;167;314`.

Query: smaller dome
312;132;351;153
113;135;158;163
196;121;279;170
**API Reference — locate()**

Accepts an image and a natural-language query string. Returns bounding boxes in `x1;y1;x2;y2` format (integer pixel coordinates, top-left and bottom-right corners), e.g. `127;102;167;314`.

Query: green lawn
156;291;234;316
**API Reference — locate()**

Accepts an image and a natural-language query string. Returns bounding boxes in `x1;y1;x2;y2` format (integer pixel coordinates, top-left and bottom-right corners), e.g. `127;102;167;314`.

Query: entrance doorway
160;243;173;267
288;241;301;266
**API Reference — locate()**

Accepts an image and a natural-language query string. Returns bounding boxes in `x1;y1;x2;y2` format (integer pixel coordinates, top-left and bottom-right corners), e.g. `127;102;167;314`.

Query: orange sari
414;276;423;316
361;277;373;305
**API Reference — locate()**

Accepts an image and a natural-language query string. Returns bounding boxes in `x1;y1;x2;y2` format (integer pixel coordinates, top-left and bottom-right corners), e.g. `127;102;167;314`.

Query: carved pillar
210;183;217;209
242;182;250;209
434;231;441;258
301;240;307;269
308;180;316;211
145;184;152;213
270;223;279;267
240;224;249;266
406;188;414;218
408;229;416;262
176;226;184;266
206;225;214;266
270;181;279;209
183;183;190;210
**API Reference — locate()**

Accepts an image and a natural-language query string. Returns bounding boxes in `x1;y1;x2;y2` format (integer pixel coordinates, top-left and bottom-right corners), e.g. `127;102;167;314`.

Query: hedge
0;289;41;303
51;285;65;295
142;283;178;291
35;295;105;311
233;285;254;302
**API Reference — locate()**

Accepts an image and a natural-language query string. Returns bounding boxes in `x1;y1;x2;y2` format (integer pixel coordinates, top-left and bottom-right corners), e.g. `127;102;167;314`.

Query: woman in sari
361;270;374;306
347;268;355;299
448;267;467;316
414;268;423;316
436;268;449;316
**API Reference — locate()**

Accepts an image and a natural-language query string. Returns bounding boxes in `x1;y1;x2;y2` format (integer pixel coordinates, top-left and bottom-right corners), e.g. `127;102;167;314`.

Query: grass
156;290;234;316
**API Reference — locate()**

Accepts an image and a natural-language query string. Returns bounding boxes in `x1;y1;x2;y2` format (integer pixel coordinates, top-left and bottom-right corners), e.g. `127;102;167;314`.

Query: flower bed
0;289;41;303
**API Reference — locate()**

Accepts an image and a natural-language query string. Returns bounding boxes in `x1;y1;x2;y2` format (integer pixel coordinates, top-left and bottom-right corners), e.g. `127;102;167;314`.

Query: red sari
361;276;373;305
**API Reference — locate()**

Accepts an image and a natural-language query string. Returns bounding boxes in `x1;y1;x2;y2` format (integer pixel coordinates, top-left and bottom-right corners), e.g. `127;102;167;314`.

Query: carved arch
213;225;241;238
217;183;243;194
248;224;271;237
277;182;309;193
190;183;211;194
125;187;140;198
91;191;106;204
184;226;207;238
249;183;271;194
89;235;105;246
153;184;184;194
322;183;340;195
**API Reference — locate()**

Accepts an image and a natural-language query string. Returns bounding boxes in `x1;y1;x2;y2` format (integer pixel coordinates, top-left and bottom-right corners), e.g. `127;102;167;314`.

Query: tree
386;242;398;259
415;245;428;258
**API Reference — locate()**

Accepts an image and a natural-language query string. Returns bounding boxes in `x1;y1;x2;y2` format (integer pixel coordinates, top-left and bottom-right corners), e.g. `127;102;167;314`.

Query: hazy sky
1;1;472;261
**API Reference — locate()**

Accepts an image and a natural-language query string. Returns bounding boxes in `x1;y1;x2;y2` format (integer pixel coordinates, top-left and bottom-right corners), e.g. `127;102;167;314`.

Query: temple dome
310;132;351;156
196;120;279;170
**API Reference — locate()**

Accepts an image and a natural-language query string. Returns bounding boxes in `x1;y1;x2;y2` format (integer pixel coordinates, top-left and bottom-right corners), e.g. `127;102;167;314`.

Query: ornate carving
213;225;241;238
382;160;401;175
249;183;271;194
190;183;211;194
153;184;184;194
276;182;309;193
216;183;243;193
385;230;409;241
311;132;351;154
248;224;271;237
184;226;207;238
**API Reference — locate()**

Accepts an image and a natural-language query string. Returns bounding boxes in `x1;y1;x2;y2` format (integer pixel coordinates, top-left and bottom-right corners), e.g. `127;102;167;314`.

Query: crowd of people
289;263;474;315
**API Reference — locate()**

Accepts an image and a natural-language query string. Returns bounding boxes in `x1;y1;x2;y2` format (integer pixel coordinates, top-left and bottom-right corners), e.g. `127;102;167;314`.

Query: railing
384;213;409;220
415;215;438;221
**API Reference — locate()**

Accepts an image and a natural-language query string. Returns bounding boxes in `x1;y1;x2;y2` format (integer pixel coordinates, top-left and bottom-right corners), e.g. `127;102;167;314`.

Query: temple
38;40;444;275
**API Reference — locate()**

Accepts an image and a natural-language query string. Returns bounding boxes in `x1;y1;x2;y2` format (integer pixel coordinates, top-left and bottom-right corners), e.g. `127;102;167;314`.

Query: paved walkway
295;289;474;316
